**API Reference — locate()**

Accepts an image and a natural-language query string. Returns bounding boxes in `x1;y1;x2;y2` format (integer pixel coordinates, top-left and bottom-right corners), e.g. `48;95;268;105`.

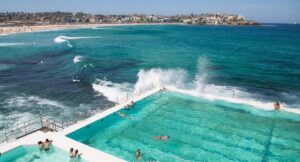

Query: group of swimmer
273;101;286;110
135;135;170;160
69;148;82;158
125;101;135;110
37;139;53;152
117;101;135;118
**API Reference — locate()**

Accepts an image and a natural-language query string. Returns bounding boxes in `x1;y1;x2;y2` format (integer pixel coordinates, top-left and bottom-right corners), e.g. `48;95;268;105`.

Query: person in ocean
153;135;170;141
37;141;44;151
44;138;52;152
274;101;280;110
136;149;141;161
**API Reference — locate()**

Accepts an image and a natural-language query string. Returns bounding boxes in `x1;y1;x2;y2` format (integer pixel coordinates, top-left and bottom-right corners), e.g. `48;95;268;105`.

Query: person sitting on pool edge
274;101;280;110
75;149;83;158
130;101;135;106
37;141;44;151
125;104;130;110
44;139;53;152
153;135;170;141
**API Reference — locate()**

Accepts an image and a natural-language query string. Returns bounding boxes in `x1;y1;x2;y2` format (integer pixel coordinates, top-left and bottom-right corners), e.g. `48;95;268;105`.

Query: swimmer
153;135;170;141
131;101;135;106
274;101;280;110
75;149;82;158
136;149;141;160
44;139;52;152
37;141;44;151
69;148;74;158
117;112;126;118
125;104;130;110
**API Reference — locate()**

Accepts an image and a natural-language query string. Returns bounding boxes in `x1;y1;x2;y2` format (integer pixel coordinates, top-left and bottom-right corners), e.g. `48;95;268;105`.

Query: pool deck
0;86;161;162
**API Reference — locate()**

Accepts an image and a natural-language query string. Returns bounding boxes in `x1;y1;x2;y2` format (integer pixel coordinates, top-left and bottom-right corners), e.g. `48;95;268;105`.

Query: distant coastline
0;12;259;35
0;23;183;35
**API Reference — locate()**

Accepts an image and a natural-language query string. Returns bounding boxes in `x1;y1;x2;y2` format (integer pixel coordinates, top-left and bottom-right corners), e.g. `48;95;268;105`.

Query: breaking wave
92;57;300;115
91;27;113;30
4;95;67;110
73;55;83;64
92;79;133;102
54;35;100;43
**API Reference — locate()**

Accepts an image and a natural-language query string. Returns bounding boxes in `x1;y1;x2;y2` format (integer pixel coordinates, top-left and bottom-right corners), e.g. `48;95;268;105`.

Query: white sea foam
134;66;300;115
73;56;83;64
92;79;133;102
67;41;73;48
91;56;300;115
54;35;100;43
4;95;67;110
0;43;26;47
91;27;113;30
73;78;80;83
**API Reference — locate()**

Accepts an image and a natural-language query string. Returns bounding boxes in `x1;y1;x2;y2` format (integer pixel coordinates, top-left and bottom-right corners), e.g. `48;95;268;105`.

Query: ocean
0;24;299;130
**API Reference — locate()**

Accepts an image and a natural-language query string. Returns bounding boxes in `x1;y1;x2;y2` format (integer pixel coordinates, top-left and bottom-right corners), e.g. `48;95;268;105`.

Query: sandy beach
0;23;180;35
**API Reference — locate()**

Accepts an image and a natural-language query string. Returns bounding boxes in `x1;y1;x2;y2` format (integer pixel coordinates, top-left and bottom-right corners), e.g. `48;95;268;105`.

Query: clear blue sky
1;0;299;23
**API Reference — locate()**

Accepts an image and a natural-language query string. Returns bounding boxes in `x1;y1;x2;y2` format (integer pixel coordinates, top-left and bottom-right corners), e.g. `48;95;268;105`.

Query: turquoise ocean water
0;24;299;131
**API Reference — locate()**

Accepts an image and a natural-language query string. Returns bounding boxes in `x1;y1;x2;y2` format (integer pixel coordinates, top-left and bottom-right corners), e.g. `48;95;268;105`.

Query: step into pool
67;91;300;161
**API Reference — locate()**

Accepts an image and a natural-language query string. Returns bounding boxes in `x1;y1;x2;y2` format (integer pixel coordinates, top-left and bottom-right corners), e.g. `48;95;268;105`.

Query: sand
0;23;181;35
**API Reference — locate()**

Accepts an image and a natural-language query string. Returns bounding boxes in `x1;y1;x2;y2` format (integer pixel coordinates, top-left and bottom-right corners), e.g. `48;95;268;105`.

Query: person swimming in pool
37;141;44;151
153;135;170;141
130;101;135;106
136;149;141;161
75;149;83;158
117;112;126;117
125;104;130;110
69;148;74;158
44;139;52;152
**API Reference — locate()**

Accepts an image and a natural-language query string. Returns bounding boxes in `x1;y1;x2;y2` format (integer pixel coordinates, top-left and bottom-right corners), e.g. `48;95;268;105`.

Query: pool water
0;145;83;162
67;92;300;161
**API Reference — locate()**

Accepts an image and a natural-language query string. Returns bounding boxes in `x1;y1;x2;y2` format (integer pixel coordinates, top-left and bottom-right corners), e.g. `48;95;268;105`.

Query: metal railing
0;83;157;144
115;83;156;104
1;115;76;143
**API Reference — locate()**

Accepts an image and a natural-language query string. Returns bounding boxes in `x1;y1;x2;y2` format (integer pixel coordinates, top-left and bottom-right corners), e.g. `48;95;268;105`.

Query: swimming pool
67;91;300;161
0;145;84;162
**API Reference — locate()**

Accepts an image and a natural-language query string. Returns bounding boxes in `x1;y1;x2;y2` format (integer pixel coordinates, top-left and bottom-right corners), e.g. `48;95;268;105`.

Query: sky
0;0;299;23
